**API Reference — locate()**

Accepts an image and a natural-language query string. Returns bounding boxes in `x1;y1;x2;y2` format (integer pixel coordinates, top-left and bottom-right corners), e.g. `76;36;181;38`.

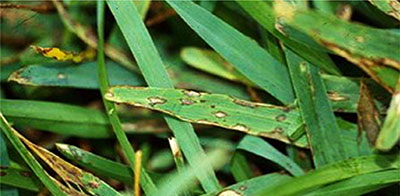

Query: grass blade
96;1;157;194
236;1;341;75
1;99;111;138
254;154;400;196
106;1;221;192
285;48;347;167
0;166;41;192
275;2;400;92
305;169;400;196
0;114;69;196
376;77;400;150
167;0;295;104
237;135;304;176
368;0;400;21
202;173;292;196
105;86;307;147
8;61;145;89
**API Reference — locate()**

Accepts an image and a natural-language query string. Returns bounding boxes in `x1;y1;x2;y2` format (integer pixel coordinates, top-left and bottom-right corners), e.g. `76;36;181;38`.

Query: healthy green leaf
237;135;304;176
0;99;111;138
254;154;400;196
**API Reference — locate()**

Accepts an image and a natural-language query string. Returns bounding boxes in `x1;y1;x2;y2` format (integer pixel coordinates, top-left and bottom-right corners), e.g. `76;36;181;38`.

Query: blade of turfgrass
11;124;122;196
0;99;111;138
237;135;304;176
1;132;24;195
230;152;253;182
368;0;400;21
305;169;400;196
8;61;145;89
275;2;400;92
0;114;69;196
168;137;191;196
105;87;307;148
236;1;341;75
376;77;400;151
107;1;221;193
96;1;157;194
254;154;400;196
180;47;390;113
0;165;42;192
285;48;347;167
201;173;292;196
56;144;163;184
166;0;295;104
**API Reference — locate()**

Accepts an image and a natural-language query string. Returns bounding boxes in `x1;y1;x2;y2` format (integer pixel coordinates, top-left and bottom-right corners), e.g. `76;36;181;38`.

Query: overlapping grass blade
96;1;157;194
275;2;400;92
254;154;400;196
8;61;145;89
368;0;400;21
0;114;70;196
285;48;347;167
166;0;294;104
236;1;341;75
1;99;111;138
305;169;400;196
230;152;253;182
180;47;390;113
0;165;42;192
201;173;292;196
105;86;307;147
376;77;400;150
237;135;304;176
107;1;221;192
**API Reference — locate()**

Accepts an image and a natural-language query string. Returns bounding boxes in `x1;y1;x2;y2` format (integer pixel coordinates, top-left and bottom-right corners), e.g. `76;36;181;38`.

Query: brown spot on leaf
355;36;364;43
239;186;247;191
184;90;201;97
275;114;287;122
232;124;249;132
274;127;284;133
327;91;349;101
233;99;256;108
88;181;100;189
180;98;194;105
20;171;32;177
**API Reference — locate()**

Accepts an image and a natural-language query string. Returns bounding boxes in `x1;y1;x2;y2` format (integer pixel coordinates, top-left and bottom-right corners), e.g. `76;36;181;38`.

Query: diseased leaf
357;81;382;146
167;0;295;104
275;2;400;92
31;45;96;63
105;86;307;147
368;0;400;21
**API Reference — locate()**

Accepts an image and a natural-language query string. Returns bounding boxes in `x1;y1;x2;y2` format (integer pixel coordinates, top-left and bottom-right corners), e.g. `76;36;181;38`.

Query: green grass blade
285;48;347;167
376;77;400;151
0;114;69;196
180;47;390;113
0;166;42;192
305;169;400;196
8;61;145;89
254;154;400;196
155;149;230;196
0;99;111;138
106;1;221;192
56;143;163;184
237;135;304;176
230;152;253;182
236;1;341;75
166;0;295;104
368;0;400;21
105;87;307;147
275;2;400;92
96;1;157;194
202;173;292;196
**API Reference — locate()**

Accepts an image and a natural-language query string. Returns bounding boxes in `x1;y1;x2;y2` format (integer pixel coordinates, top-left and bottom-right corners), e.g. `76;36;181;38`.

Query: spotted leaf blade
105;86;307;147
